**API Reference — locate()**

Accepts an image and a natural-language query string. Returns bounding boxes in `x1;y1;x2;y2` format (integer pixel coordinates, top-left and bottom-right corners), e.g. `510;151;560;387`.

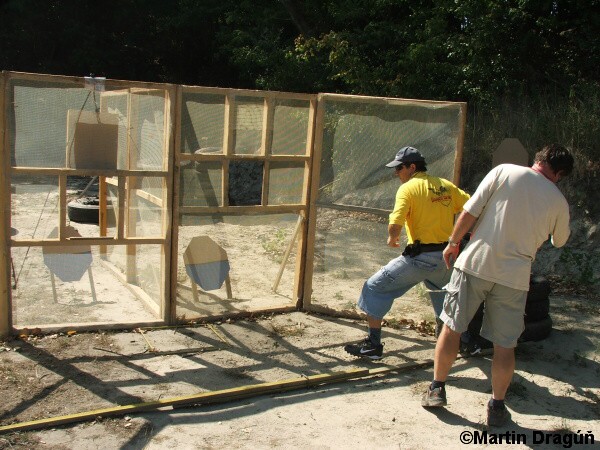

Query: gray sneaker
421;387;447;407
487;403;511;427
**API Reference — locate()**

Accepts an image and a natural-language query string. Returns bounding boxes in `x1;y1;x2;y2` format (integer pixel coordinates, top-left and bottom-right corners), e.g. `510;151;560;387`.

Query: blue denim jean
357;251;451;320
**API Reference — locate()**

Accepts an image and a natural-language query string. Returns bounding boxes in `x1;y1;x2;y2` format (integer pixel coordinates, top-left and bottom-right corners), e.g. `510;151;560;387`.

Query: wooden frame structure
0;71;466;337
302;93;467;311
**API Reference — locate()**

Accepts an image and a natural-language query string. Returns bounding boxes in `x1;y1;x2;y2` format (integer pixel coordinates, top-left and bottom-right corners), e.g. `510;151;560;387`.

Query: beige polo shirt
455;164;570;291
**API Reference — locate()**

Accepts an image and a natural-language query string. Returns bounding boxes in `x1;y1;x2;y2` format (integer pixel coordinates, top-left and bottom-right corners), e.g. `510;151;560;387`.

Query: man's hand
387;224;402;247
443;245;460;269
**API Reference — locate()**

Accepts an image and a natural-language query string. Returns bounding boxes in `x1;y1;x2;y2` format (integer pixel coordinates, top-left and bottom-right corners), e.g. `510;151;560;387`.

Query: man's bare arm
387;224;402;247
443;211;478;268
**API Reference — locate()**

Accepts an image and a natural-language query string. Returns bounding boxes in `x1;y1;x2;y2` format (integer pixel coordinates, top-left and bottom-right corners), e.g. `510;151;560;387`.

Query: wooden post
169;86;183;324
125;90;137;284
272;215;303;293
58;174;67;240
161;85;176;322
222;93;235;207
453;103;468;186
99;176;108;258
261;98;274;206
301;95;325;310
0;71;11;336
294;97;317;305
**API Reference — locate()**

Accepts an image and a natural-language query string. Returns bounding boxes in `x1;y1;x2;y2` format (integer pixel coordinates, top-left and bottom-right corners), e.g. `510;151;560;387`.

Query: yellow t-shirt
388;172;470;244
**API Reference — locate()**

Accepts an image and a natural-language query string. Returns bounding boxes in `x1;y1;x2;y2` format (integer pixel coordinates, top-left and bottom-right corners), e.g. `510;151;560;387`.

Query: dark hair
413;161;428;172
534;143;574;176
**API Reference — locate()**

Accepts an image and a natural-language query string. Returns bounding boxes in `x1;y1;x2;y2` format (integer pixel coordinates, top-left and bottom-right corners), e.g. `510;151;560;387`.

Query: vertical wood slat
169;85;183;323
99;176;108;258
58;175;67;240
301;96;325;310
161;85;176;323
0;72;11;336
125;90;138;283
117;176;126;240
261;98;274;206
453;103;468;186
222;94;235;207
294;98;318;305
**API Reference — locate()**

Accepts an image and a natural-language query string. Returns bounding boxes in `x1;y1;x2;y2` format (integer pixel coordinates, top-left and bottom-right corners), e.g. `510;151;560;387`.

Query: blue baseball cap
385;146;425;168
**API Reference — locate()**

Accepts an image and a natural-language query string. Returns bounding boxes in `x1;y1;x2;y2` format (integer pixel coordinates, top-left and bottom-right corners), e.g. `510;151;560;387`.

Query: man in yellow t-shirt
344;146;470;360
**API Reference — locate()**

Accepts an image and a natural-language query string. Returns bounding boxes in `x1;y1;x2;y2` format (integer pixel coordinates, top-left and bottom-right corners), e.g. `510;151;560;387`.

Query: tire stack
459;275;553;355
520;275;553;343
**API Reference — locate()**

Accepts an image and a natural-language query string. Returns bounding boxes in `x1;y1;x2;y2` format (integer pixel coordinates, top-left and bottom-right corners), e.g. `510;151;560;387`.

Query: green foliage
260;228;289;263
2;0;600;104
1;0;600;226
461;83;600;221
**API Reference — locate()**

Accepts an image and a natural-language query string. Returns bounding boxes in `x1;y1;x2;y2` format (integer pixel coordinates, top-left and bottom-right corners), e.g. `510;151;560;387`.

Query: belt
402;241;448;257
419;242;448;252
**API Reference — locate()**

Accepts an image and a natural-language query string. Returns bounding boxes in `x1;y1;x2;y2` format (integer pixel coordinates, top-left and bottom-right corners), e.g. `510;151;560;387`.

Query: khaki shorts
440;269;527;348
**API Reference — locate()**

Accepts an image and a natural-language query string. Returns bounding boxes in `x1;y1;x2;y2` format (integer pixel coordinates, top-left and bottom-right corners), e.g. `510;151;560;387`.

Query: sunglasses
394;164;406;171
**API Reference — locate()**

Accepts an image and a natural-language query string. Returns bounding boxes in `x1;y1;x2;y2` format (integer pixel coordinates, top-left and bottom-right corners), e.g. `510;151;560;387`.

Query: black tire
525;296;550;322
519;315;553;342
527;275;551;302
68;197;100;223
67;197;113;224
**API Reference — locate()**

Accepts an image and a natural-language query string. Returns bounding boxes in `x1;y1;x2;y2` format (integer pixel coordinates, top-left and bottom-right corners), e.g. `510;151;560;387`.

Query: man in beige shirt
422;143;574;427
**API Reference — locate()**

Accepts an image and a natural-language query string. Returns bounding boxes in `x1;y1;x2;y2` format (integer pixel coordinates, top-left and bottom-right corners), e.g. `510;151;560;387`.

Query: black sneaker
487;403;511;427
421;387;447;407
344;337;383;360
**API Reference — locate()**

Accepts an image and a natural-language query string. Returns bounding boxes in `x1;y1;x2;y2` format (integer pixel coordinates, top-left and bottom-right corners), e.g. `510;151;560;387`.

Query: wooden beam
162;84;177;323
11;167;168;177
453;103;468;186
180;85;316;102
301;95;326;310
99;176;108;257
10;237;166;247
170;85;183;324
0;351;494;434
179;153;310;163
0;71;10;337
318;92;465;107
179;205;306;215
294;97;318;304
222;94;235;207
261;98;274;206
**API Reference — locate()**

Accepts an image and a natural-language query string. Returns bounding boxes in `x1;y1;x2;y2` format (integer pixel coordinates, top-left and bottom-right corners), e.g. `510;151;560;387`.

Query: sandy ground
0;293;599;450
5;182;599;449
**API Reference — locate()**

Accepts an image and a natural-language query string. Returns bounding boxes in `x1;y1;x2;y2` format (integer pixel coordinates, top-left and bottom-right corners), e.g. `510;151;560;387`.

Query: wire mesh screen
102;91;130;169
180;160;223;207
10;245;158;327
234;96;264;155
9;78;102;168
309;96;465;321
268;162;305;204
175;214;300;321
174;89;315;321
5;73;172;329
318;99;461;209
4;71;469;331
131;90;167;170
271;99;310;156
